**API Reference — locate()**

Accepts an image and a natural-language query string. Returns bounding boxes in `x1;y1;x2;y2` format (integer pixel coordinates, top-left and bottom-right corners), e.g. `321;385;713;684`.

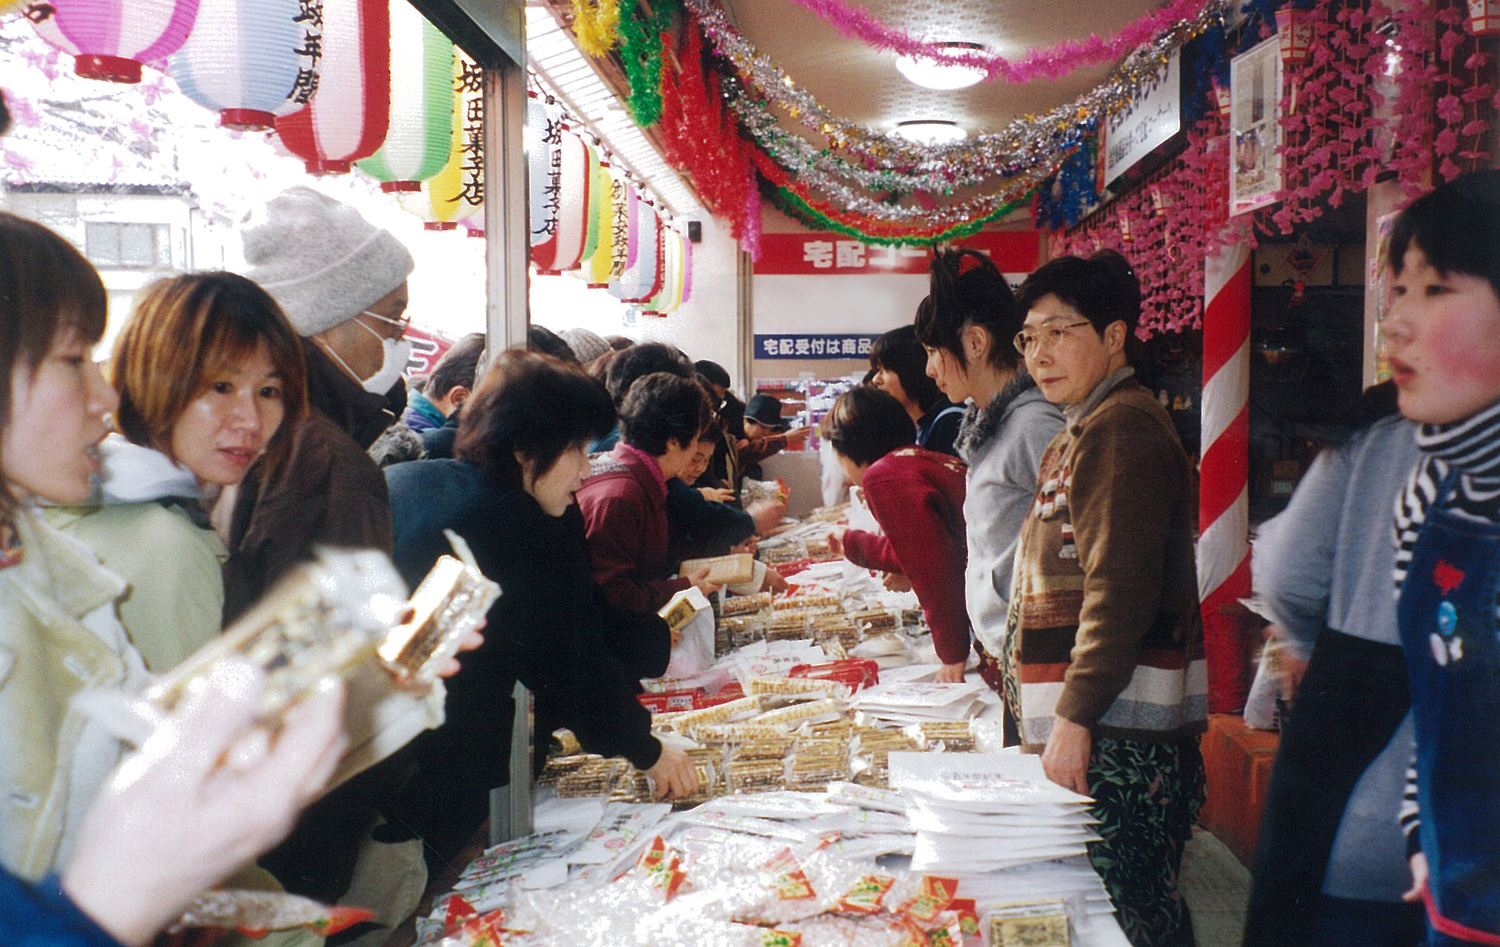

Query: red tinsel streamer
659;19;750;240
1052;0;1496;341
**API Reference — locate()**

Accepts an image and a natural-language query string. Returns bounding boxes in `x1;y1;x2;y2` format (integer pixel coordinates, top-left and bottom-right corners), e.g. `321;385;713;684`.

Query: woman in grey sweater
1244;385;1424;947
915;251;1064;691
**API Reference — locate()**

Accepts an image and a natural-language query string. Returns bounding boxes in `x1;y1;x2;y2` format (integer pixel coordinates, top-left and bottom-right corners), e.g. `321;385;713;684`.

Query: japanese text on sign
755;334;877;359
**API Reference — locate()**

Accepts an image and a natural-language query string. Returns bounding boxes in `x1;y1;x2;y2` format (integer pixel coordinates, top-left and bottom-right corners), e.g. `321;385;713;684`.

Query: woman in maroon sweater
824;387;972;682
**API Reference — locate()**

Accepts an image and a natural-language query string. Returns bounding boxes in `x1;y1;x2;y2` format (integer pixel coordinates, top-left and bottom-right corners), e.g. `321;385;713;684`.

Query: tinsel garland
685;0;1227;180
571;0;621;57
617;0;678;126
750;147;1050;243
779;0;1213;85
658;23;750;239
762;174;1040;246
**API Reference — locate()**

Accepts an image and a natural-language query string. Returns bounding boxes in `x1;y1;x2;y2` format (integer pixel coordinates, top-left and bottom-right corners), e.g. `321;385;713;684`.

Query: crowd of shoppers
4;162;1500;947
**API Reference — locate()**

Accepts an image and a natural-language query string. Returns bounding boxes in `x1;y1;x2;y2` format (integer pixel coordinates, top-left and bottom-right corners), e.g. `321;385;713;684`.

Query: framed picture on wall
1229;36;1283;216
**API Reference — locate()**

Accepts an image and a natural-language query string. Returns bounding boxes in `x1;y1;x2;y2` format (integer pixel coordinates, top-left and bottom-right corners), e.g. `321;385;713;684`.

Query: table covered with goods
413;503;1130;947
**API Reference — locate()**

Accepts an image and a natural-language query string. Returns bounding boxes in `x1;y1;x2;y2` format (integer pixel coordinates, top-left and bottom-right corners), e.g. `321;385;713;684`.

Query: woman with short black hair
576;372;721;614
822;387;972;682
869;323;962;456
386;352;698;869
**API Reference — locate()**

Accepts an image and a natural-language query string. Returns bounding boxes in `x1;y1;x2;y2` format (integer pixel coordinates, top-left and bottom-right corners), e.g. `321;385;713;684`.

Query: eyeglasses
1013;321;1094;356
359;308;411;341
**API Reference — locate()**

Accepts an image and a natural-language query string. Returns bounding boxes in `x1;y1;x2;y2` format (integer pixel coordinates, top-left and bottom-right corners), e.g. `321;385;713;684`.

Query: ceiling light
895;42;987;90
893;120;967;145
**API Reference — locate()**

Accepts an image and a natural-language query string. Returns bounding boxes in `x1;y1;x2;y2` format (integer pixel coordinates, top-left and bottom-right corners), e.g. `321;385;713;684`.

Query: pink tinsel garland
781;0;1212;84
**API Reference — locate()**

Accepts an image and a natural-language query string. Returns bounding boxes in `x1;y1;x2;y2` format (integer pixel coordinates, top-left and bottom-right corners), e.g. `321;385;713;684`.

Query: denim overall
1398;473;1500;946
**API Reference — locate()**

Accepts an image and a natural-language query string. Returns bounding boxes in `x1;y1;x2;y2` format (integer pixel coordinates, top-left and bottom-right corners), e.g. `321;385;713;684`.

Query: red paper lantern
274;0;391;174
1468;0;1500;34
1276;8;1314;68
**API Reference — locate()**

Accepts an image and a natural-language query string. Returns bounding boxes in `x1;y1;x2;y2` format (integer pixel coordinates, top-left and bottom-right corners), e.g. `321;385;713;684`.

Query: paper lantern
680;235;693;305
395;187;458;231
577;143;603;268
1468;0;1500;34
527;96;562;250
169;0;308;130
427;52;484;225
619;184;639;276
1275;8;1313;67
626;206;665;305
646;229;684;316
275;0;390;174
355;1;453;191
609;196;660;302
33;0;199;84
531;128;591;274
585;163;618;287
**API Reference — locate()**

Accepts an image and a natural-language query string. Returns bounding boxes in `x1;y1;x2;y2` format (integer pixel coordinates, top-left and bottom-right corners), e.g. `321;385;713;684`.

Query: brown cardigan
1006;376;1207;749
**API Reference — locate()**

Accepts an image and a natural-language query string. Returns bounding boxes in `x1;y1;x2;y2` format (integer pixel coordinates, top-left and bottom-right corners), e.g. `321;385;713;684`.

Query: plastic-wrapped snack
985;898;1072;947
776;592;841;611
787;738;849;790
915;720;976;752
761;544;808;567
722;617;766;650
169;891;375;939
811;619;861;652
733;837;894;927
804;720;855;742
667;695;765;737
610;768;653;803
538;752;602;785
806;504;849;524
378;533;500;688
746;676;844;701
556;758;623;797
781;912;919;947
725;758;788;794
144;549;408;724
766;612;810;642
551;729;582;756
695;723;795;745
674;748;724;807
732;737;797;762
753;698;843;729
722;592;774;618
824;781;908;814
851;608;899;635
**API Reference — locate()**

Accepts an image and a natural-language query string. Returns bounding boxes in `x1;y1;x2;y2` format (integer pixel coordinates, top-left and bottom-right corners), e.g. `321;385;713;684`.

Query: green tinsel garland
762;182;1040;247
618;0;678;127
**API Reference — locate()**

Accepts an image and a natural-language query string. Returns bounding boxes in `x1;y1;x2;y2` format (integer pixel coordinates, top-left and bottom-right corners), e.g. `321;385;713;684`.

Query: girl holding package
1383;170;1500;947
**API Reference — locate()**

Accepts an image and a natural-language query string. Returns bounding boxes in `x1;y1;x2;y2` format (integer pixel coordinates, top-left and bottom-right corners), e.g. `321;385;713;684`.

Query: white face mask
323;310;414;394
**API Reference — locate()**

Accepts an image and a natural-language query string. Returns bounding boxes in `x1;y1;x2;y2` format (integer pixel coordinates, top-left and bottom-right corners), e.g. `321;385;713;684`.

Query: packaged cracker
725;758;789;794
695;723;795;745
556;758;623;797
722;592;774;618
984;898;1072;947
732;737;797;762
745;676;844;701
667;696;765;735
753;698;843;728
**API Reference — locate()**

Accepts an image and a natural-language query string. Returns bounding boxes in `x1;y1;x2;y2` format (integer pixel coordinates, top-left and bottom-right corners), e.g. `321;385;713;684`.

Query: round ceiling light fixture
895;42;987;90
893;120;968;145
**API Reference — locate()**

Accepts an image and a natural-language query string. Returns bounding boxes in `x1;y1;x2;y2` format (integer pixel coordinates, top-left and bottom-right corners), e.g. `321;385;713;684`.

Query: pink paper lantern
1275;8;1314;68
1468;0;1500;34
274;0;391;174
31;0;199;84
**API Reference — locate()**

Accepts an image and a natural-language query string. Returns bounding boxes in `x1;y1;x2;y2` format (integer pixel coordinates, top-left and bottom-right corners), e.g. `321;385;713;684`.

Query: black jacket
385;458;667;788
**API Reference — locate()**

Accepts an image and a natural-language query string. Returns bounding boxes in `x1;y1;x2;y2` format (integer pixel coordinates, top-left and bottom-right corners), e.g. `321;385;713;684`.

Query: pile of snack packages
412;504;1130;947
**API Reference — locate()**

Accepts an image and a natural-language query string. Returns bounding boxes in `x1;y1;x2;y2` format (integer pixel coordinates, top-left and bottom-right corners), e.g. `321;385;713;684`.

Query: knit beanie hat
242;187;415;337
560;328;610;365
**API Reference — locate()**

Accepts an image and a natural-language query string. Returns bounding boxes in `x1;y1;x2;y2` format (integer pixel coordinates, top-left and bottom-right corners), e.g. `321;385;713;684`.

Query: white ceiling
718;0;1168;138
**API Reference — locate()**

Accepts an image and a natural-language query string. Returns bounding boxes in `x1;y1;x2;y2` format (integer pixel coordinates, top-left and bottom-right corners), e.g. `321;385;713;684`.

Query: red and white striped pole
1199;243;1253;713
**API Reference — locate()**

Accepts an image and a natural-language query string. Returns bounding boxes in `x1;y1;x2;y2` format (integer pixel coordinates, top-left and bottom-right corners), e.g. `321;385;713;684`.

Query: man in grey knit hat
227;188;429;919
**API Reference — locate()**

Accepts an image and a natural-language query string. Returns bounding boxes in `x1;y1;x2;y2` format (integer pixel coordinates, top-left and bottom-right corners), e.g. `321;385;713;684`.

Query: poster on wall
1229;36;1283;216
1101;52;1181;187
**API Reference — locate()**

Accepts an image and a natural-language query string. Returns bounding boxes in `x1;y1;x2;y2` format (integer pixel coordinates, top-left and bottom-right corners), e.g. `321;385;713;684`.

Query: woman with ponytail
915;249;1063;692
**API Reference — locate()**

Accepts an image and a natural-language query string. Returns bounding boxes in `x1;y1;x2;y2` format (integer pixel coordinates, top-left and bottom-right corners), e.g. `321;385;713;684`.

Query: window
85;222;172;268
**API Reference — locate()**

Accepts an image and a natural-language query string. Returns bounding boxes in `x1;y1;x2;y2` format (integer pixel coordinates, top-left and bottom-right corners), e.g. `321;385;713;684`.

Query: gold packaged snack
732;737;796;761
917;720;976;751
551;729;582;756
721;592;773;618
694;723;795;745
761;544;807;566
538;752;602;785
378;538;500;687
725;758;787;793
805;720;855;741
806;504;849;523
852;608;899;633
557;758;624;797
143;550;409;723
803;539;835;560
987;899;1071;947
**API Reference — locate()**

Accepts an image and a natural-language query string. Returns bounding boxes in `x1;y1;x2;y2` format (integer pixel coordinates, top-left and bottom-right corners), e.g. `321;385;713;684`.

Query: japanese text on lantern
288;0;325;105
457;60;484;208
